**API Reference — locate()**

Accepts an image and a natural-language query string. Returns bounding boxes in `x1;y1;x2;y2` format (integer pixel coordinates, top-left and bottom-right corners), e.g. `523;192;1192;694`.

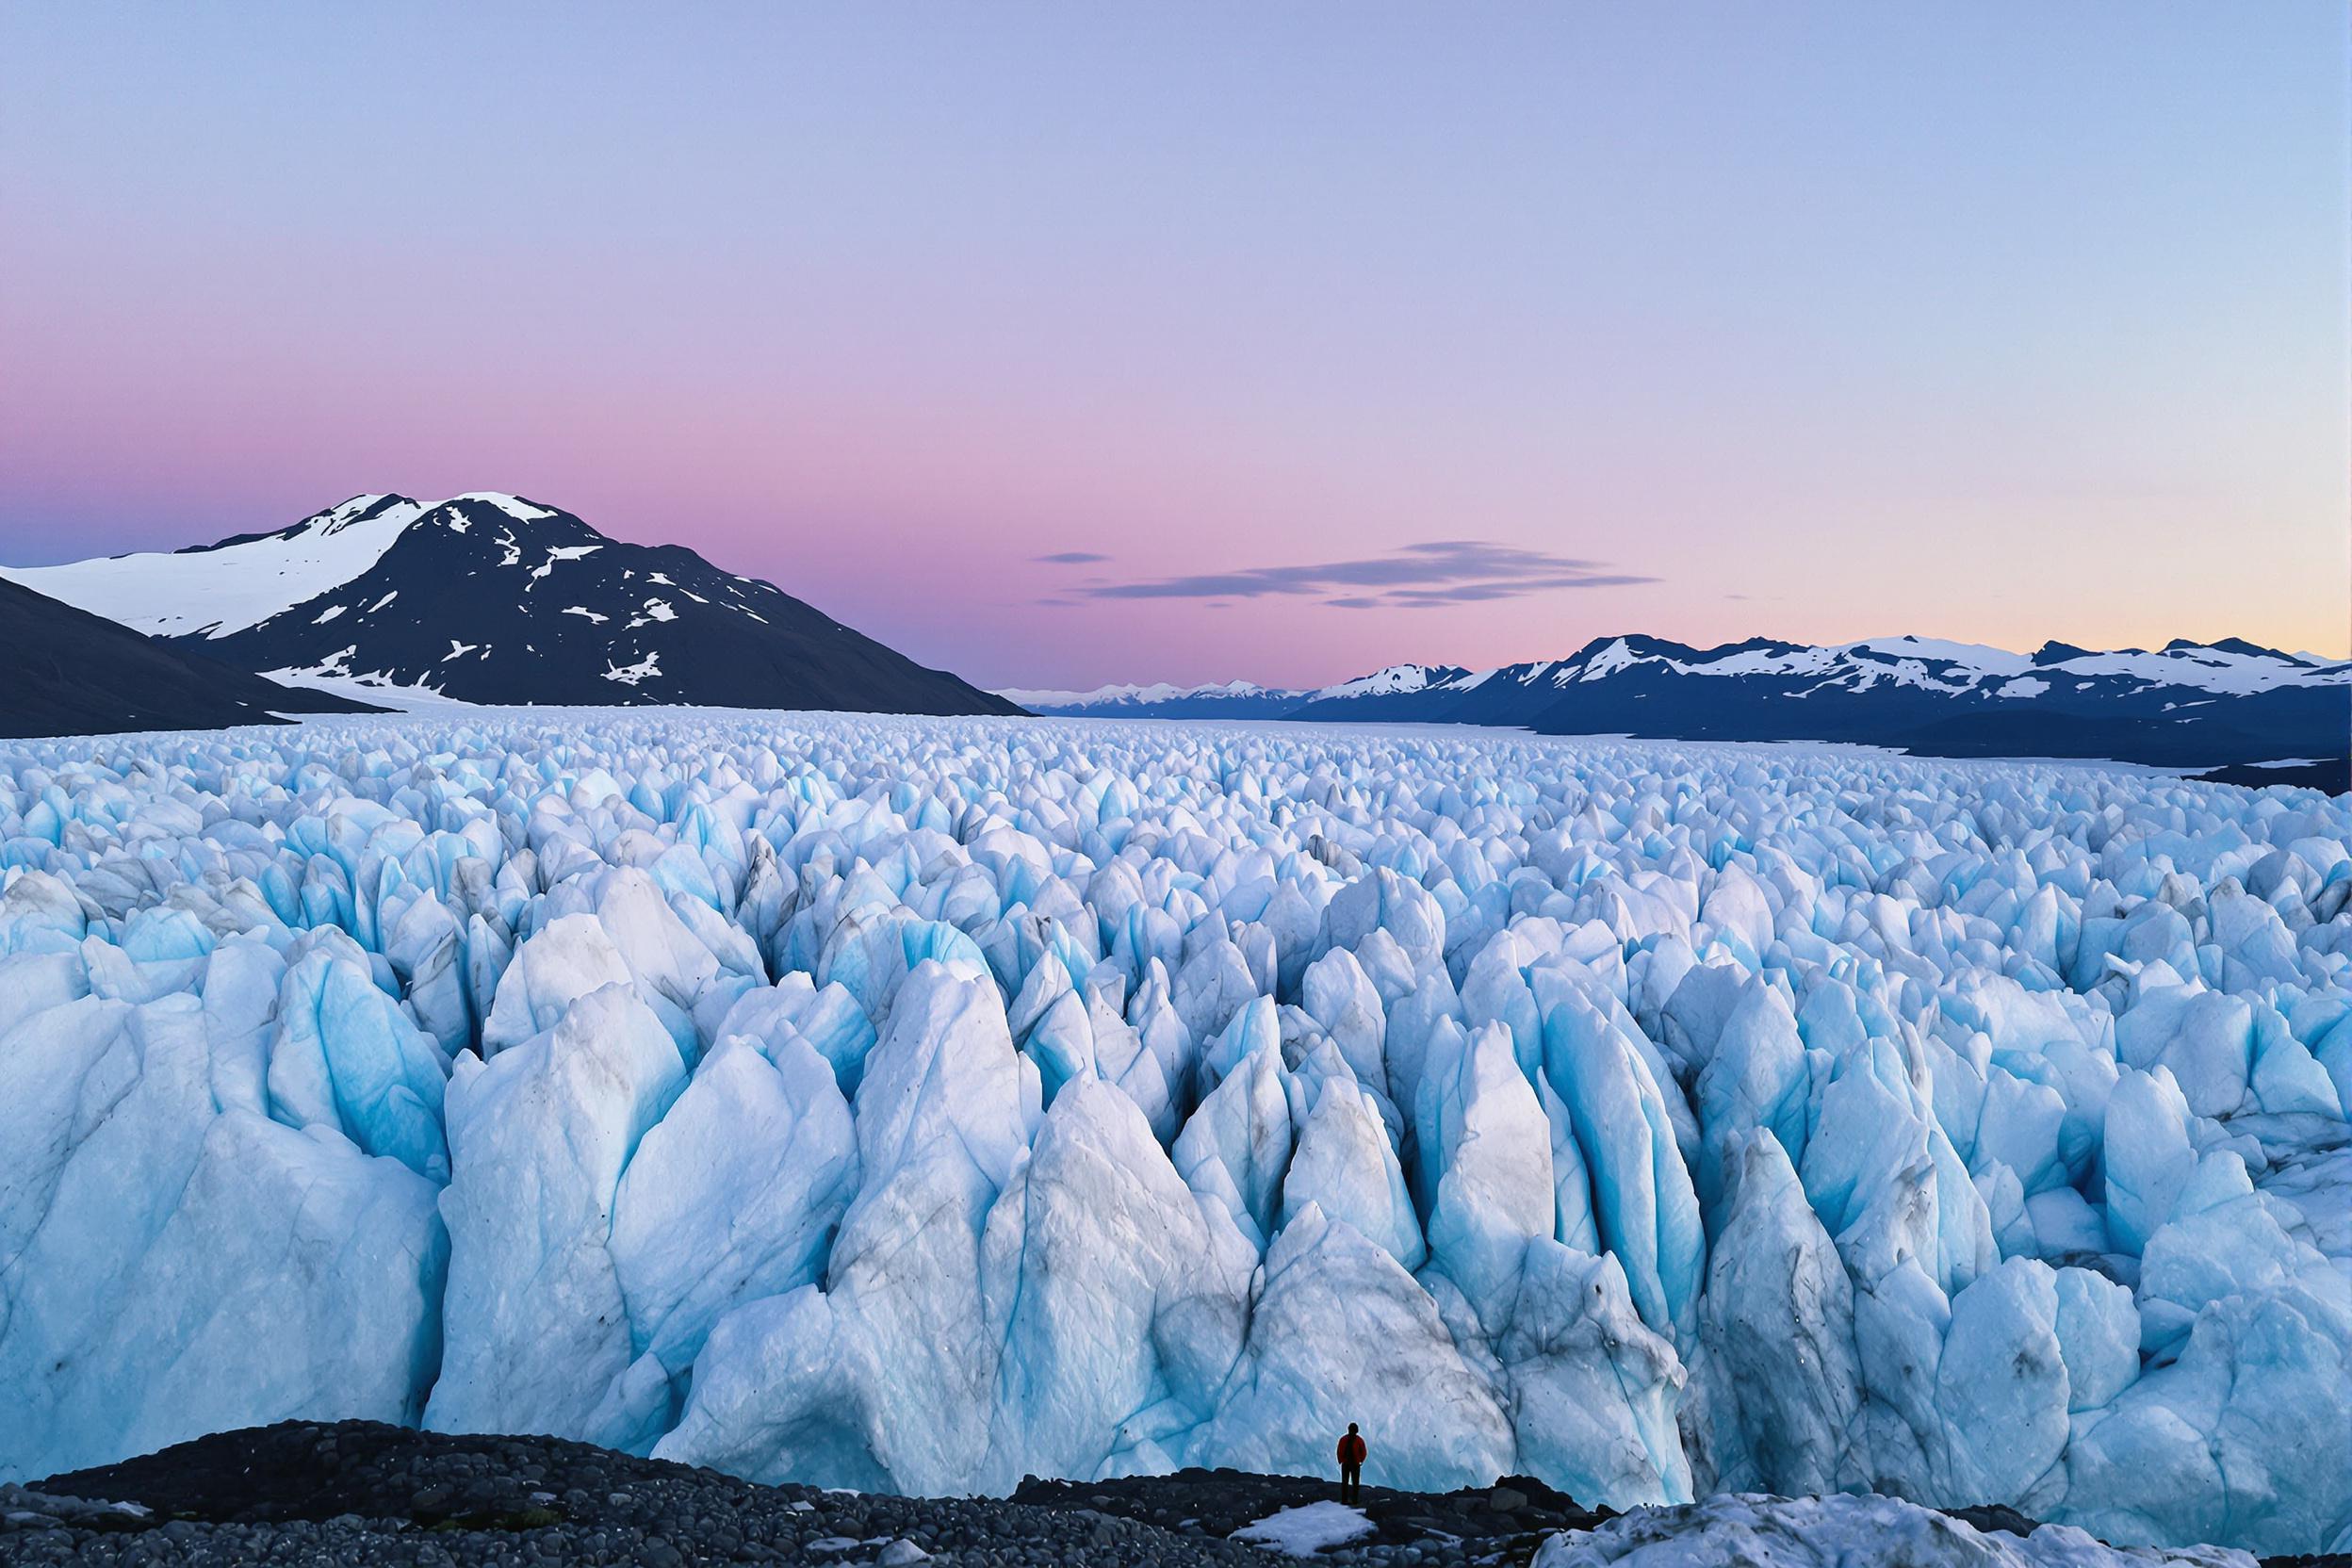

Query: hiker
1336;1422;1366;1504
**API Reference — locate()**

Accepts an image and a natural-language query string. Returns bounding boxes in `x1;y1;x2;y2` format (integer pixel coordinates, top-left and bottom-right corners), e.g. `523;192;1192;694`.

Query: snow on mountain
3;711;2347;1554
2;495;427;640
3;494;1018;717
1312;663;1475;700
1539;633;2343;698
993;678;1310;721
1018;635;2348;783
1360;633;2345;702
995;678;1280;710
2038;637;2347;696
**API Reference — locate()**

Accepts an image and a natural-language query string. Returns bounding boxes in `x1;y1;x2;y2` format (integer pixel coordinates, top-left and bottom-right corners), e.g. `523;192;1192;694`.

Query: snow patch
452;492;558;521
1317;664;1442;699
530;545;604;583
265;645;358;680
1233;1502;1375;1557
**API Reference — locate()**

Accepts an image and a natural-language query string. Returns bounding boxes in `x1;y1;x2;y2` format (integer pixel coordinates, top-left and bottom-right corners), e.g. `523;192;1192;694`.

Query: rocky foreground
2;1422;2341;1568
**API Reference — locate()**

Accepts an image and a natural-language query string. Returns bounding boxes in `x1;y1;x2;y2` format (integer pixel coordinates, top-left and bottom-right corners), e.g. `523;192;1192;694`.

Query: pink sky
3;5;2344;689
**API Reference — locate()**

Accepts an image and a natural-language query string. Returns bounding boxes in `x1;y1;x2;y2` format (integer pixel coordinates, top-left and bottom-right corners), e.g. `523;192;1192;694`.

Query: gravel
5;1422;2341;1568
0;1421;1566;1568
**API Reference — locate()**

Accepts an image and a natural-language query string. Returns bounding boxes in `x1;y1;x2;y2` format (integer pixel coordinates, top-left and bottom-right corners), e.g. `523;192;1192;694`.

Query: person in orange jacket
1336;1422;1367;1504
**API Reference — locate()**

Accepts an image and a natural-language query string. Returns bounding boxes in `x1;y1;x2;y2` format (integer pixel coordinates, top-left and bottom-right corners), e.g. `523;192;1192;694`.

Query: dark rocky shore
3;1421;2343;1568
0;1421;1583;1568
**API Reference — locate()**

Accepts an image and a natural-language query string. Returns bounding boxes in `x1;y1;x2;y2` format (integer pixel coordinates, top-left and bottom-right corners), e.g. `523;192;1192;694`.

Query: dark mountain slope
0;578;383;739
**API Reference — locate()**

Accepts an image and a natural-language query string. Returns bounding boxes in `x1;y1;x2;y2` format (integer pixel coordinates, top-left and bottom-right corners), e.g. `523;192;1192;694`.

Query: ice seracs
0;711;2345;1556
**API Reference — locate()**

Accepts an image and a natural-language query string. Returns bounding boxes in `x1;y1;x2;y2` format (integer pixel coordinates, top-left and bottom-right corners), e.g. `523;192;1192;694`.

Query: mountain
0;576;384;739
993;678;1309;721
4;493;1022;717
1006;634;2350;785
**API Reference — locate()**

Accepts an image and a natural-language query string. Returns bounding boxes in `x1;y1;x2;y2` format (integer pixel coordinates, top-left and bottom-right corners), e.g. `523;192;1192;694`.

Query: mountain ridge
1003;632;2350;786
6;493;1021;718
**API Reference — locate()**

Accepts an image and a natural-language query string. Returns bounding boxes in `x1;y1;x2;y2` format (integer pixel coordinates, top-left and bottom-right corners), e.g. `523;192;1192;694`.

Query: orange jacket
1337;1433;1366;1464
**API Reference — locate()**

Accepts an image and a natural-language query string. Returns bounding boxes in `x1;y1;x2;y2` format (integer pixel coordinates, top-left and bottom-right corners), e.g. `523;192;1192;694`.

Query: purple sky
3;4;2344;689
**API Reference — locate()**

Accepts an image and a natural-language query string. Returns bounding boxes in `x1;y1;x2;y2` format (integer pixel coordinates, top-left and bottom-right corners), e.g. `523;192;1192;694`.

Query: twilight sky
2;4;2344;690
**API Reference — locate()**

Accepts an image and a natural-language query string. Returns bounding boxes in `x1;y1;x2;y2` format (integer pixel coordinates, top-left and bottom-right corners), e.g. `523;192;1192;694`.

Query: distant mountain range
1004;634;2351;789
4;493;1019;719
5;499;2342;789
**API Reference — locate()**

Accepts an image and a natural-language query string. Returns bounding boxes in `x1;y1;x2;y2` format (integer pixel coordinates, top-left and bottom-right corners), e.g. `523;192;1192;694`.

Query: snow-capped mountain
993;678;1307;721
0;576;384;738
4;493;1021;717
992;666;1484;720
1012;635;2349;782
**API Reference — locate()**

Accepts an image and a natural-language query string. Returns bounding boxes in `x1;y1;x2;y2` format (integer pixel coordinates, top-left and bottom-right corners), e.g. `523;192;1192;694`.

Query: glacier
0;710;2345;1555
1528;1492;2265;1567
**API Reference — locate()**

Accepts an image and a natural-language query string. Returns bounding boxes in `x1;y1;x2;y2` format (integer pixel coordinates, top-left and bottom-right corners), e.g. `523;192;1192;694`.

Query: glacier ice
1529;1492;2262;1567
0;710;2346;1555
426;984;688;1447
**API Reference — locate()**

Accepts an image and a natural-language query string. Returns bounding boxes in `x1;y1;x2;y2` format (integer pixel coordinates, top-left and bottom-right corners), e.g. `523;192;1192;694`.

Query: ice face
0;990;445;1478
425;985;687;1446
610;1030;858;1404
0;711;2345;1556
1197;1202;1514;1491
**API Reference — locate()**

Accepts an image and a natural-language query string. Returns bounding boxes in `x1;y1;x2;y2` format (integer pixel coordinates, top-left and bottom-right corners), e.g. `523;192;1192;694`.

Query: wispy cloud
1035;550;1112;564
1079;539;1655;610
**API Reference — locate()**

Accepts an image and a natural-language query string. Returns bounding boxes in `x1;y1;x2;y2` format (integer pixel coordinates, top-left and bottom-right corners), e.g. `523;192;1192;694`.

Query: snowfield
0;711;2345;1555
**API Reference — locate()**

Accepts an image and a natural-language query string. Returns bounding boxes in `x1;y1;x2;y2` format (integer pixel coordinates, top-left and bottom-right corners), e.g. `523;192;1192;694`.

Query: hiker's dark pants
1340;1463;1361;1504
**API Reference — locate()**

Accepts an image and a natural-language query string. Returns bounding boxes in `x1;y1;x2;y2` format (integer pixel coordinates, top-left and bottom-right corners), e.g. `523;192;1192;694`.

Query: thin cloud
1082;540;1656;610
1382;574;1657;607
1035;550;1112;564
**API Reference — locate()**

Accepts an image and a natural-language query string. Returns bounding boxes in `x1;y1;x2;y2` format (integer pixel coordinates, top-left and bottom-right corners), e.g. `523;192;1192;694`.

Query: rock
0;1416;2274;1568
